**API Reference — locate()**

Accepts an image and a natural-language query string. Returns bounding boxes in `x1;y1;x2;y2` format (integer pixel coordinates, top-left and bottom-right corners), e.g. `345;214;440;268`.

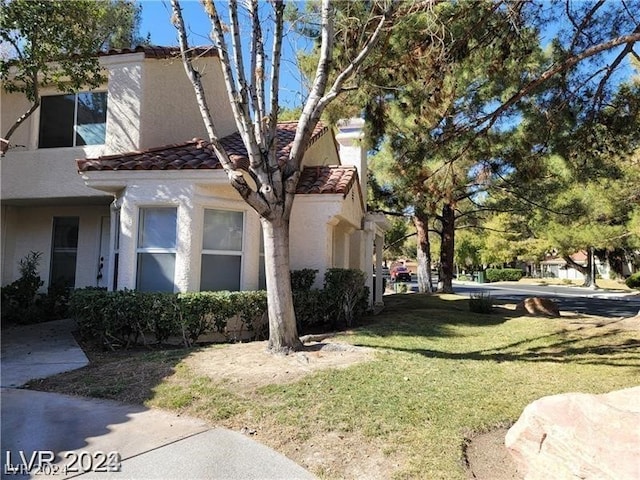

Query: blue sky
138;0;311;108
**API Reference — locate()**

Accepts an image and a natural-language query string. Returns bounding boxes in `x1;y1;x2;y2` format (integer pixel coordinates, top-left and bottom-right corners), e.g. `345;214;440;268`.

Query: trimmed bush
69;289;268;348
323;268;369;327
291;269;318;292
625;272;640;290
485;268;524;283
469;293;493;314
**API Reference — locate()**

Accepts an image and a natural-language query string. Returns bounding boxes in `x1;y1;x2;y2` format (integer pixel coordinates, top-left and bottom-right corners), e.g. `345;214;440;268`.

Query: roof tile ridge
80;139;203;162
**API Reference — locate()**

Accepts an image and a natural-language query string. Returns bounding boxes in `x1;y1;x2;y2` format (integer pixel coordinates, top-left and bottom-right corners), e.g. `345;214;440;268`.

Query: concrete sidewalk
1;319;89;388
1;320;316;479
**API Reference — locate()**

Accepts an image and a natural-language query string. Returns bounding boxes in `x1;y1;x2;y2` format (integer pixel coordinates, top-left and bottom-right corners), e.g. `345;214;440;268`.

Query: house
540;250;632;281
1;46;389;308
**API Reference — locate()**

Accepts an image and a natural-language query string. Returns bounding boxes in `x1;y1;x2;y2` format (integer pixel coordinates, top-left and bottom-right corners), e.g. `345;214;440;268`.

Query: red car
391;266;412;282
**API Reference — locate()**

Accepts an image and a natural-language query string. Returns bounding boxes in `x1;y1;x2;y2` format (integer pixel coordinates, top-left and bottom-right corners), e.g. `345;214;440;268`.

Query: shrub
69;289;268;348
1;251;45;324
469;293;493;314
323;268;368;327
485;268;524;283
625;272;640;290
290;269;318;292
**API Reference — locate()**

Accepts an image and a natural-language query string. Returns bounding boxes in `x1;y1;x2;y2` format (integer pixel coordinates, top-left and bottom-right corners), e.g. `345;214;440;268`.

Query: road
452;282;640;318
395;278;640;318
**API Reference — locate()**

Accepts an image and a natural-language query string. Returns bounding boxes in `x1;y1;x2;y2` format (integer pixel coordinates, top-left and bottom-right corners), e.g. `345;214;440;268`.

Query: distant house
539;250;628;281
1;46;389;308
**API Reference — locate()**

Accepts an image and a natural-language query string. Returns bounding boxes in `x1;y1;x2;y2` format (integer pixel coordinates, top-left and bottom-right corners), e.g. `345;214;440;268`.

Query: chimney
335;118;367;204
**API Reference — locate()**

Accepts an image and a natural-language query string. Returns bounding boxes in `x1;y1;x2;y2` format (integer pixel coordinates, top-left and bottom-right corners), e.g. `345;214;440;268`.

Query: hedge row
69;268;369;349
69;289;267;349
485;268;524;282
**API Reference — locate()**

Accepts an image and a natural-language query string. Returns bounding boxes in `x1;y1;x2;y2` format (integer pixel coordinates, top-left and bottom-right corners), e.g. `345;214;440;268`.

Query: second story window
38;92;107;148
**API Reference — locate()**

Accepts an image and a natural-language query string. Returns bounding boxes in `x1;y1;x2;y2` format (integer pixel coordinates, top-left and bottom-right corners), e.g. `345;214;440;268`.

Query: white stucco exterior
1;49;388;310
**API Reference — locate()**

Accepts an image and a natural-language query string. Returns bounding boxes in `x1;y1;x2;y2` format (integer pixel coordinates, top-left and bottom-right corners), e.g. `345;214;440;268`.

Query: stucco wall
1;204;110;288
0;146;112;202
139;57;237;149
301;130;340;167
0;89;34;149
105;56;143;152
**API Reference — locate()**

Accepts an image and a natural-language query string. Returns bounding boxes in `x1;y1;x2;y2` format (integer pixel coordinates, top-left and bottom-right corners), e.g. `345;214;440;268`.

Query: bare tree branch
171;0;270;215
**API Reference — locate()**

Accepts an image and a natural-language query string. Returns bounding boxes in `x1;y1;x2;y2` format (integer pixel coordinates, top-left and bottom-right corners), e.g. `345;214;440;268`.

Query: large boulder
515;297;560;317
505;387;640;479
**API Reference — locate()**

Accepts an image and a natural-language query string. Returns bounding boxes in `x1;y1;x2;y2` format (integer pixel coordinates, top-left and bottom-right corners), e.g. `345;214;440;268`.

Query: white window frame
135;206;178;292
200;208;245;291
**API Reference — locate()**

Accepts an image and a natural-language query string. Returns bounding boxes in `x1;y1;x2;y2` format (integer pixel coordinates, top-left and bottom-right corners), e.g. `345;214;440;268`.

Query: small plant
323;268;368;327
397;282;408;293
1;251;45;324
469;293;493;314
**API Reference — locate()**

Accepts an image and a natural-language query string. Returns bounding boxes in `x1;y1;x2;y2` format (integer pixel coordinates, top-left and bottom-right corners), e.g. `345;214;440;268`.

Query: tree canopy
322;0;640;290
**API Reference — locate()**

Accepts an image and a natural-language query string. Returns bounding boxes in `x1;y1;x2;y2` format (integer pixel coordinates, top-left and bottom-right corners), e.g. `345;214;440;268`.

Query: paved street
452;282;640;318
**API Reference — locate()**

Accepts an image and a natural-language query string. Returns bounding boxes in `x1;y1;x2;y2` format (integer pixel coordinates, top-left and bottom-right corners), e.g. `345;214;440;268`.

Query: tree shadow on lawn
369;327;639;368
27;337;201;405
356;293;521;340
356;294;640;368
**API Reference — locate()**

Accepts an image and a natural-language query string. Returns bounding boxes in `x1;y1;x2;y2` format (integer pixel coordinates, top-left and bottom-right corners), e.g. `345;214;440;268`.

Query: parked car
391;265;412;282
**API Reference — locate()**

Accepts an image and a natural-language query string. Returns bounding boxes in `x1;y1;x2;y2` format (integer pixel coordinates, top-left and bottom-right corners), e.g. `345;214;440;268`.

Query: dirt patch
183;339;406;478
465;428;522;480
184;339;374;393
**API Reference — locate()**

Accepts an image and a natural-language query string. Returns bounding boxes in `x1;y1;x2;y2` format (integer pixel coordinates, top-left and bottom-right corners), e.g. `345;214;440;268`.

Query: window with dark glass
136;208;177;292
50;217;79;288
38;92;107;148
201;209;244;291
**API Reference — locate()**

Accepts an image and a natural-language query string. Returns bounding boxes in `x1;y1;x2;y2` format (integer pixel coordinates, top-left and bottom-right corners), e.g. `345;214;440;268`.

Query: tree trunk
438;202;455;293
564;247;598;289
261;216;303;353
413;209;433;293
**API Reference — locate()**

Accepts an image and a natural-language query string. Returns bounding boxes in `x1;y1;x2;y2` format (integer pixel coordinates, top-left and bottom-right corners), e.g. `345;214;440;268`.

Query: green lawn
32;293;640;479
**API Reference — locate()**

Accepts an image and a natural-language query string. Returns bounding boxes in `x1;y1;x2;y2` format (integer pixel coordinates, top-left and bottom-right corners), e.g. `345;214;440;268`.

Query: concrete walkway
1;320;315;479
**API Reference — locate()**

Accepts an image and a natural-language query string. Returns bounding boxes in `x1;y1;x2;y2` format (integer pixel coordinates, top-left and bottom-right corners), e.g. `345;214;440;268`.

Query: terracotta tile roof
77;122;356;196
99;45;217;59
77;122;328;173
296;165;357;196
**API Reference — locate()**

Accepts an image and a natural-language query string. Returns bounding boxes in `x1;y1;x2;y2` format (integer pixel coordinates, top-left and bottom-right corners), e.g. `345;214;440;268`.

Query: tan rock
515;297;560;317
505;387;640;479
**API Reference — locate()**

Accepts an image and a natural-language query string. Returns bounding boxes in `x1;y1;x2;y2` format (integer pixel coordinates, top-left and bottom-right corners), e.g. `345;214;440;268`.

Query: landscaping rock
505;387;640;480
515;297;560;317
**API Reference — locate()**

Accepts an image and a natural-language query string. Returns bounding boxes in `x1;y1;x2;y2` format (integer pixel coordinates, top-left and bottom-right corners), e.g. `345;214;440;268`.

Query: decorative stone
515;297;560;317
505;387;640;479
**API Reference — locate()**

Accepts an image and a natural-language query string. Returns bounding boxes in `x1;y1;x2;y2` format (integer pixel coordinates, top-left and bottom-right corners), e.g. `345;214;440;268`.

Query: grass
30;294;640;479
